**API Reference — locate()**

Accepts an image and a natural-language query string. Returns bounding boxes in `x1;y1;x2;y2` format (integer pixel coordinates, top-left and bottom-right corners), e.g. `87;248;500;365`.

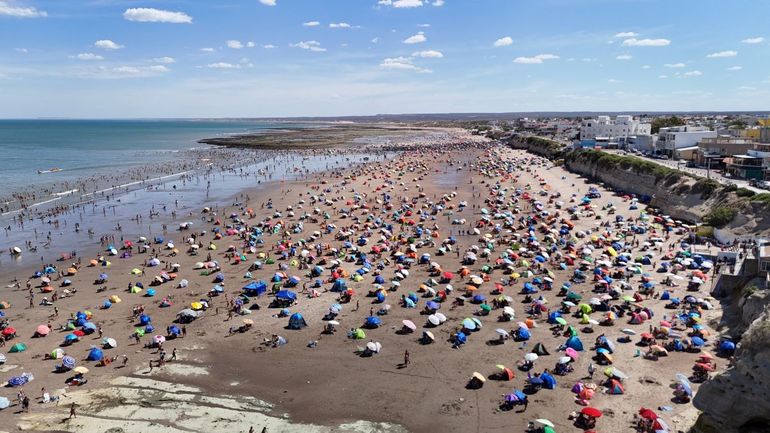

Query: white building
656;126;716;157
580;115;652;141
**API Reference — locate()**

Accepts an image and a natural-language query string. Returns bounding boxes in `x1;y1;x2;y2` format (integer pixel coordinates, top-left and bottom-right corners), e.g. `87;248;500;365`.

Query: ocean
0;119;309;193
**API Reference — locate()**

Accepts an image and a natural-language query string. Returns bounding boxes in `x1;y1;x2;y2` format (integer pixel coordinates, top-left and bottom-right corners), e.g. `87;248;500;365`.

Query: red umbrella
2;327;16;336
638;407;658;420
581;407;603;418
73;329;86;337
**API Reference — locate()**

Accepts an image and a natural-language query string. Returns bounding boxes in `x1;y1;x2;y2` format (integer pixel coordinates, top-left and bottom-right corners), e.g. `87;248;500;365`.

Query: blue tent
455;332;467;345
214;272;225;282
243;281;267;296
87;347;104;361
288;313;307;329
364;316;382;328
146;288;156;297
139;314;152;325
426;301;440;311
331;279;347;292
565;335;584;351
516;327;531;341
541;372;557;389
547;311;562;324
374;275;385;285
719;340;736;354
523;282;538;294
472;295;486;304
102;300;112;309
276;290;297;302
376;291;386;303
691;336;705;347
661;290;670;301
168;325;182;336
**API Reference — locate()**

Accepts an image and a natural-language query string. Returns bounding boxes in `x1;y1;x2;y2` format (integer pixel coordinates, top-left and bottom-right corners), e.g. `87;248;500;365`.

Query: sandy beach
0;129;722;433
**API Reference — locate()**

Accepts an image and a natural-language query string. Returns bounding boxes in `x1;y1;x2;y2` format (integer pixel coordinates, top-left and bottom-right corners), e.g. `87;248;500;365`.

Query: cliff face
693;293;770;433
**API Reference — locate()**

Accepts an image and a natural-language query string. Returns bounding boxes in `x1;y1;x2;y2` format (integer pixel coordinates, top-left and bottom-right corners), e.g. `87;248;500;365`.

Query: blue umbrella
426;301;440;311
461;318;477;330
8;375;29;387
62;355;76;369
364;316;381;327
691;336;705;347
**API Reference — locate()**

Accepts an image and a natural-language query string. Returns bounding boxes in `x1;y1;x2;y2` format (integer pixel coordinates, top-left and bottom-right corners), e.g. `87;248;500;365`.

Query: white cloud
380;56;431;73
227;40;244;49
15;48;28;53
412;50;443;58
658;75;668;79
207;62;240;69
329;22;351;28
514;54;559;64
148;65;170;73
153;57;176;64
303;21;320;27
403;32;426;44
616;54;632;60
259;0;276;5
706;50;737;58
581;58;593;62
494;36;513;47
622;38;671;47
683;70;702;77
74;53;104;60
371;37;379;43
290;40;326;52
614;32;638;38
738;86;756;91
95;40;123;50
0;1;46;18
83;64;170;79
608;79;621;83
432;0;444;5
741;37;764;44
123;8;192;23
664;63;685;68
417;23;431;28
379;0;424;8
263;44;276;49
727;66;742;71
201;47;216;52
642;65;651;69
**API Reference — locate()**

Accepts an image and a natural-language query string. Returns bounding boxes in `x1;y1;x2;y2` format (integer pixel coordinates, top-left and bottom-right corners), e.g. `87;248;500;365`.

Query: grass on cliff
567;150;690;183
704;206;737;227
751;192;770;203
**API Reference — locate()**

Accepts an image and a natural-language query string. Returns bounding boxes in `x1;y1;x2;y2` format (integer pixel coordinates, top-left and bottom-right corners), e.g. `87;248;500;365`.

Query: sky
1;0;769;118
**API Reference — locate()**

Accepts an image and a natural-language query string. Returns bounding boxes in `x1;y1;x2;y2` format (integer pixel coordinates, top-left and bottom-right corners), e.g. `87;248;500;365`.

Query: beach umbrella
582;407;603;418
36;325;51;336
103;338;118;348
423;330;435;341
7;375;29;387
0;397;9;409
471;372;486;383
435;313;447;323
427;315;440;326
604;366;628;380
638;408;658;420
242;319;254;326
495;328;510;337
9;342;26;353
535;419;555;428
558;356;572;364
153;335;166;344
402;320;417;331
74;366;89;374
524;353;539;362
555;317;567;325
461;318;477;330
61;356;76;370
621;328;637;336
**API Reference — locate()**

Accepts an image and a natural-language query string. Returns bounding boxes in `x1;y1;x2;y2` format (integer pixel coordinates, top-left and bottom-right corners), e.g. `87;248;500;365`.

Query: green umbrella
555;317;568;325
622;295;634;302
544;427;556;433
480;304;492;312
9;342;26;353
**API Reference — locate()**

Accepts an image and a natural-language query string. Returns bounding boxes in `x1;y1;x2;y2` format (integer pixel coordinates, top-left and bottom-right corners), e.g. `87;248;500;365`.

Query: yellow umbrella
74;366;89;374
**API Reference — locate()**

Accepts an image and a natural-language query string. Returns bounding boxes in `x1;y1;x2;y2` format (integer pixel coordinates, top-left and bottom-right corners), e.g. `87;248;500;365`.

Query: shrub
736;188;756;197
751;193;770;204
704;206;737;227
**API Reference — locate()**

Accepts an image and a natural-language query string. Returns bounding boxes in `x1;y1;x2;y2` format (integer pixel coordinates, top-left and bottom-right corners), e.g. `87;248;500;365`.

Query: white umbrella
435;313;447;323
427;315;440;326
535;419;555;428
402;320;417;331
524;353;539;362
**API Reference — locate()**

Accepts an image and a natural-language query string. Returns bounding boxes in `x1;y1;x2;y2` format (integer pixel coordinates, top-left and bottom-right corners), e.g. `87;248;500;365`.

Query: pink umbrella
36;325;51;336
566;347;580;359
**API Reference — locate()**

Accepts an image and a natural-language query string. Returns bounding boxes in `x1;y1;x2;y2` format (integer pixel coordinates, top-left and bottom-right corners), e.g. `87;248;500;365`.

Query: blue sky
0;0;768;117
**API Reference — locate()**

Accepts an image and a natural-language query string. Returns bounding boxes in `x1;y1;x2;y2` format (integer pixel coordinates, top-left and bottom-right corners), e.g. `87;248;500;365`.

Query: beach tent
87;347;104;361
331;279;348;292
364;316;382;328
351;328;366;339
288;313;307;330
243;281;267;296
9;343;26;353
608;379;625;394
541;371;557;389
276;290;297;302
533;342;550;356
565;336;584;351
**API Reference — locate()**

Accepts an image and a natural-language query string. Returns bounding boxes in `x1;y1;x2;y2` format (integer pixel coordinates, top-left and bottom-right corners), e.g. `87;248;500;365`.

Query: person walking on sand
404;349;410;367
588;363;595;379
69;403;76;419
